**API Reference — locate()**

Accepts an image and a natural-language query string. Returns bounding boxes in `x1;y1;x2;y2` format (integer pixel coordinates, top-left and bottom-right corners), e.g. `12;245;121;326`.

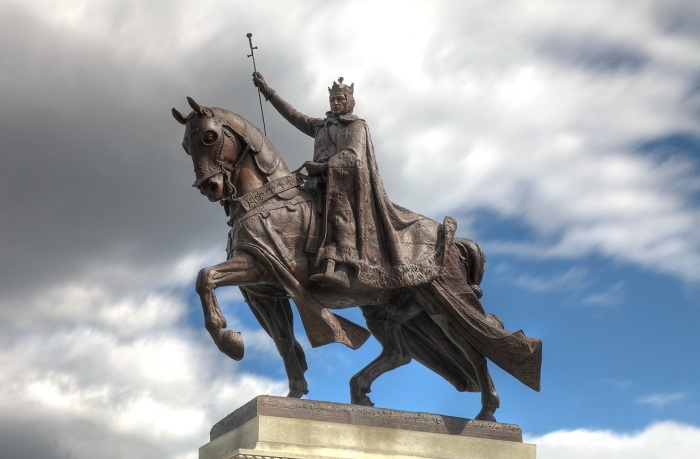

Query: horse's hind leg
350;305;412;407
430;314;500;421
243;292;309;398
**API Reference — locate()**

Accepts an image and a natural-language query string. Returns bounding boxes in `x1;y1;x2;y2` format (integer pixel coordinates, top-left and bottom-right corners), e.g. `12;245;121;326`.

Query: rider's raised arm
253;72;320;138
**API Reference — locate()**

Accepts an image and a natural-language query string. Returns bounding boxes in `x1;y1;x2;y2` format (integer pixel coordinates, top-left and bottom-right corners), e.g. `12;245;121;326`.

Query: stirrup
310;260;350;291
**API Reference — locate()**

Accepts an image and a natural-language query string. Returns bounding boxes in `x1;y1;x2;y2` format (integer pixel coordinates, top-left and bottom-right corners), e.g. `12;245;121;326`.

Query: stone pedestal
200;396;535;459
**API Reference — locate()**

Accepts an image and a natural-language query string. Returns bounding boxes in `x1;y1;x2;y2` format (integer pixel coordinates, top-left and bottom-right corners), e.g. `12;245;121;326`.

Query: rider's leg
317;205;356;289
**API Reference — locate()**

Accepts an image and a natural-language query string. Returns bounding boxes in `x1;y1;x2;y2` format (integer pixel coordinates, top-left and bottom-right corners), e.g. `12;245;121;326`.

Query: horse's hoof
351;394;374;407
218;330;244;361
287;388;309;398
288;379;309;399
475;409;497;422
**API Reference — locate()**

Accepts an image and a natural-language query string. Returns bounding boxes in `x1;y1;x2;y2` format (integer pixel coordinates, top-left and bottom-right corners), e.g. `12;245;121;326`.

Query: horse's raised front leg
243;292;309;398
350;305;412;407
195;252;275;361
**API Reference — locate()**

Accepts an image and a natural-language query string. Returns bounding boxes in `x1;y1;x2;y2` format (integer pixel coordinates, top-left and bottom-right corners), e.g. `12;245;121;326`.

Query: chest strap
238;174;302;212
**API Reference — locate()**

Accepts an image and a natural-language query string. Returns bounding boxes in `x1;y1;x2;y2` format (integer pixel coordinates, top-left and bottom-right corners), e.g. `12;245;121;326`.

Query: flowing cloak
410;244;542;392
318;116;456;288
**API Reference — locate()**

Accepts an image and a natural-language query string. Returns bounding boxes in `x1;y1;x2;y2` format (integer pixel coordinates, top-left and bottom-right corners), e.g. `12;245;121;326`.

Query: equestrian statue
171;73;541;422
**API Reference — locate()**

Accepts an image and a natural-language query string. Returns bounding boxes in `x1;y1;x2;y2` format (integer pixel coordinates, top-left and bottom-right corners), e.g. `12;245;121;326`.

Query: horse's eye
202;130;218;145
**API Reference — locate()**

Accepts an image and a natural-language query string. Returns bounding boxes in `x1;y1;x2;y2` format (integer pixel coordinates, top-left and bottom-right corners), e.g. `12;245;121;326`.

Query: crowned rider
253;72;455;292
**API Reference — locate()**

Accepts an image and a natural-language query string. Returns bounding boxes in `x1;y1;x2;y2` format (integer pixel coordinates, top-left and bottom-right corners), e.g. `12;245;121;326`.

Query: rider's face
329;94;347;115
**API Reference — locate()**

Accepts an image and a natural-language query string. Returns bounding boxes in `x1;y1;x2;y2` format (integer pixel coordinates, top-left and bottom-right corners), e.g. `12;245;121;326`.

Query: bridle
220;135;251;202
188;114;251;202
181;103;302;216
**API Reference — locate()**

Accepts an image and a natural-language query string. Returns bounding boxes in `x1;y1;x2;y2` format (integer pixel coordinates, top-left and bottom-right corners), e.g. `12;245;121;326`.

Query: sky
1;0;700;458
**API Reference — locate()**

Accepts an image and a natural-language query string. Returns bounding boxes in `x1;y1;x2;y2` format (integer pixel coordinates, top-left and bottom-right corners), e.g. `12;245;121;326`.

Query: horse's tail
454;238;504;329
454;237;486;299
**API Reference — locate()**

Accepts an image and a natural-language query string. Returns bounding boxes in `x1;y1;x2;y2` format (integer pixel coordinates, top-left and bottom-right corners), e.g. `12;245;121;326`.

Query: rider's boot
310;259;351;291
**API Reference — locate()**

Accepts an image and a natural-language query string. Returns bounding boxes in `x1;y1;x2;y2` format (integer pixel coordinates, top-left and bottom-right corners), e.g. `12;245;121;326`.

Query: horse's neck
225;140;294;220
233;154;266;196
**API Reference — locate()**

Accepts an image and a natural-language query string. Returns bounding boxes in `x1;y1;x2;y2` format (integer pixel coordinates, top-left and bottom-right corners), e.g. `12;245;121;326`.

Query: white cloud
311;0;700;284
489;263;626;307
14;0;231;68
601;378;633;392
582;282;626;307
0;252;287;459
636;392;689;409
528;421;700;459
510;265;590;293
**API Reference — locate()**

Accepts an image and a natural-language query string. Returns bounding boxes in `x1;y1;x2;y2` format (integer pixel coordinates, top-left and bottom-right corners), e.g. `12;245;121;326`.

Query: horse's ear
187;96;204;115
172;108;188;125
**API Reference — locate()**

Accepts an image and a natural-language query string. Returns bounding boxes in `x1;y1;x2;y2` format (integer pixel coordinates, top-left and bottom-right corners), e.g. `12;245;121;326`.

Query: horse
172;97;542;421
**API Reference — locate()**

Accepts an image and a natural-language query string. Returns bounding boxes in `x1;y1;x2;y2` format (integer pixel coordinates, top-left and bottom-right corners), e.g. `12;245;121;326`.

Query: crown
328;77;354;97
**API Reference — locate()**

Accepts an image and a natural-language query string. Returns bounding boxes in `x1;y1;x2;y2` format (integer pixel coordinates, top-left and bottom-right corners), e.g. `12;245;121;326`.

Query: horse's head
173;97;290;205
173;97;256;202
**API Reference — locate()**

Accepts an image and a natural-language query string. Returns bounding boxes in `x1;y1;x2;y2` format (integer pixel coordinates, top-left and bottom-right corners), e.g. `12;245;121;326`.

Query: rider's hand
252;72;268;90
304;161;328;176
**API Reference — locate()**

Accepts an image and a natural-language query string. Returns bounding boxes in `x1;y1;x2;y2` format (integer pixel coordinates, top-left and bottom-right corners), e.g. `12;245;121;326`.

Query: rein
222;139;251;201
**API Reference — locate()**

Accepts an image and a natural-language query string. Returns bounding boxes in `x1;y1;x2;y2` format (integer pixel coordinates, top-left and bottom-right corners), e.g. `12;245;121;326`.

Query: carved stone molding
233;455;297;459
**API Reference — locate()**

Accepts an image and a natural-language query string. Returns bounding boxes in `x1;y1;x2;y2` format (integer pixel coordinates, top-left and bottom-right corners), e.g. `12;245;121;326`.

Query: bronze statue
172;77;542;421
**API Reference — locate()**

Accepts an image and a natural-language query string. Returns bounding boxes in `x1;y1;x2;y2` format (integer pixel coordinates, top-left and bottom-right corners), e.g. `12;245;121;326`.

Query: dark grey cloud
0;2;321;302
0;417;63;459
0;413;170;459
654;0;700;38
0;7;330;454
535;36;649;74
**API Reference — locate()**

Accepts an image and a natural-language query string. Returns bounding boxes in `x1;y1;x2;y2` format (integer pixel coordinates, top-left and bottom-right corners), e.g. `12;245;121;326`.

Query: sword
246;33;267;135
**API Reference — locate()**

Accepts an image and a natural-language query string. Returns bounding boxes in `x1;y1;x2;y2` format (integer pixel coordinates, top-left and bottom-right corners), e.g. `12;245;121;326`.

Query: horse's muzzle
197;174;225;202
